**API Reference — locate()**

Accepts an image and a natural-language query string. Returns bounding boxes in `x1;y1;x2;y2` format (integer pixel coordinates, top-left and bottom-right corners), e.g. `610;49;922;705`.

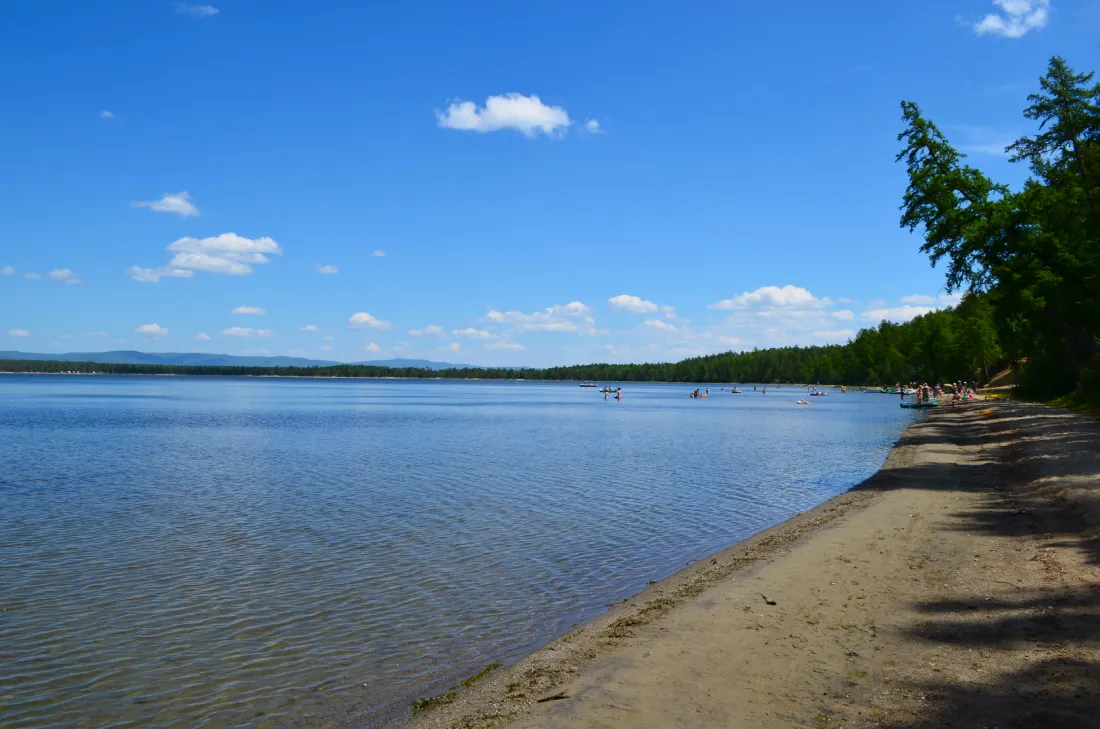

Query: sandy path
398;403;1100;729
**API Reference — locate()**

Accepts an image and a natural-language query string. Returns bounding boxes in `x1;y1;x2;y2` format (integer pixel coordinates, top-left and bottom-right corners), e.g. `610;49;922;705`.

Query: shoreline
370;412;928;729
379;400;1100;728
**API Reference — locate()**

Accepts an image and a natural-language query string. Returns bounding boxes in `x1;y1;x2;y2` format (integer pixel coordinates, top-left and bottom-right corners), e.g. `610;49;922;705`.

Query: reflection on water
0;376;917;728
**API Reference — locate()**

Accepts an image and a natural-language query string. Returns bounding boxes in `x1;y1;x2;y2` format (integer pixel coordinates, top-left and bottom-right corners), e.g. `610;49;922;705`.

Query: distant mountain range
0;351;476;370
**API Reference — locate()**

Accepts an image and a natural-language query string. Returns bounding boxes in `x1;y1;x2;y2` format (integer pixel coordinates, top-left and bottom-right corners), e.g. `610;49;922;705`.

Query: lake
0;376;918;729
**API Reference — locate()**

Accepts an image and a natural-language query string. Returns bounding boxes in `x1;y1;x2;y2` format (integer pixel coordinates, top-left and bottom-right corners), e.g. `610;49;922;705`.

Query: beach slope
403;402;1100;728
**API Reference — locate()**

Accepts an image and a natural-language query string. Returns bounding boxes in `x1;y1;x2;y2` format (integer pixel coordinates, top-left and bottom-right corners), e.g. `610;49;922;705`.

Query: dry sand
397;402;1100;729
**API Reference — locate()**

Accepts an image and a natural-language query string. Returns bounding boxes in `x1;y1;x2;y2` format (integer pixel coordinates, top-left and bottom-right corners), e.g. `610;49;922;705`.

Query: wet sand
396;402;1100;728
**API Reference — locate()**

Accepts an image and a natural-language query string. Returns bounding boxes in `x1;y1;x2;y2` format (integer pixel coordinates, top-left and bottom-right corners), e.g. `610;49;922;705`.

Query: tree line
0;295;1003;386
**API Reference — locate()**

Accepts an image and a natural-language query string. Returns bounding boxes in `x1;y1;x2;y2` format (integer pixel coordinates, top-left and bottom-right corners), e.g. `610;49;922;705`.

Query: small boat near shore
579;382;598;388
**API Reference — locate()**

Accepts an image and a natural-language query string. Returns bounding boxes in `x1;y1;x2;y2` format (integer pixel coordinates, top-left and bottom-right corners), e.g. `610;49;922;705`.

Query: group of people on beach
896;380;978;405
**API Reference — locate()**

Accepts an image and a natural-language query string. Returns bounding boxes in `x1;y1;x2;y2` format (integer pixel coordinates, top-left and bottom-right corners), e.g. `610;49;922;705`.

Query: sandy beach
397;401;1100;728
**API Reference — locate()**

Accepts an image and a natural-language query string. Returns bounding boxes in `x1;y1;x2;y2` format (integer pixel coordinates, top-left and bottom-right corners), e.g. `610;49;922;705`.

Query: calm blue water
0;376;917;729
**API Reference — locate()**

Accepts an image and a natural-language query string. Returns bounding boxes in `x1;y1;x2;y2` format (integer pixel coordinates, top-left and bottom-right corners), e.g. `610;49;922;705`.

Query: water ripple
0;377;918;729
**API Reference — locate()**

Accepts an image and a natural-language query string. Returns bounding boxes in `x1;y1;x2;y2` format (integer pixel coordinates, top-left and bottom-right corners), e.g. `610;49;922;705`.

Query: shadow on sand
855;403;1100;728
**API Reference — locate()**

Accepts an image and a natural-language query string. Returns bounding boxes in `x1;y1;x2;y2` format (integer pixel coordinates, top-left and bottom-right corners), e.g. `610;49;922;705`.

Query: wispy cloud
48;268;82;284
484;341;525;351
348;312;391;330
486;301;596;334
1;265;15;275
641;319;677;332
584;119;602;133
8;328;29;338
315;264;339;274
23;272;42;279
222;327;273;338
232;306;266;315
195;333;211;341
409;325;445;336
443;342;462;352
363;342;381;353
132;192;199;217
128;233;282;281
372;250;386;257
298;324;319;332
176;3;219;18
452;327;495;339
974;0;1050;38
99;110;114;119
437;93;572;138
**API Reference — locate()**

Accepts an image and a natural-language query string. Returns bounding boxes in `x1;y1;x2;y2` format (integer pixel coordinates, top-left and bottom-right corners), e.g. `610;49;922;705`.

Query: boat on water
579;382;599;388
796;399;810;405
808;391;828;397
730;388;742;394
901;400;940;409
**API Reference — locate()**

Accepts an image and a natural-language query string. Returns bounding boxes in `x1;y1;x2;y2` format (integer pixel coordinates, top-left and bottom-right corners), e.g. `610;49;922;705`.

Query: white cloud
222;327;273;338
372;250;386;257
99;110;114;119
130;233;282;281
298;324;319;332
437;93;572;138
409;325;445;336
135;323;168;337
232;306;266;315
1;266;14;275
316;264;339;274
8;328;29;338
349;312;392;330
719;336;741;346
813;329;856;341
863;292;964;322
195;333;211;341
975;0;1049;38
486;301;595;333
830;309;855;321
609;294;658;314
709;285;827;310
86;332;109;338
321;345;334;352
585;119;602;133
324;335;334;341
23;272;41;279
484;341;525;351
443;342;462;352
132;192;199;217
363;342;381;352
642;319;677;331
453;327;495;339
48;268;81;284
176;3;219;18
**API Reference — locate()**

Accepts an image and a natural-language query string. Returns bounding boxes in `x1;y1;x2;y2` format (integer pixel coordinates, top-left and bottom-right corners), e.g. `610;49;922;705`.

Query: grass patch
459;663;502;689
411;692;456;715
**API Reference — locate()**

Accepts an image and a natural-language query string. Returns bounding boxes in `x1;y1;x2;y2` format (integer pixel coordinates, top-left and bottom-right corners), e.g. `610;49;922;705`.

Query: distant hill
0;350;345;368
0;350;478;370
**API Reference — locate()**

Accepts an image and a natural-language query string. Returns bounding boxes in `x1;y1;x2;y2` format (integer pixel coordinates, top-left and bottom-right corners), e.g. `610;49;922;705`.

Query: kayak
901;401;940;409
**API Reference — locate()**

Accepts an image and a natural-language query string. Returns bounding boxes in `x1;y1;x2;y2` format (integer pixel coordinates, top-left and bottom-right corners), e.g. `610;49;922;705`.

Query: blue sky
2;0;1097;366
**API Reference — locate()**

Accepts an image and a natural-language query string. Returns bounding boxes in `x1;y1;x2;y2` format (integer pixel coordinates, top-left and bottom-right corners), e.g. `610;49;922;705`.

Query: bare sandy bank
393;402;1100;729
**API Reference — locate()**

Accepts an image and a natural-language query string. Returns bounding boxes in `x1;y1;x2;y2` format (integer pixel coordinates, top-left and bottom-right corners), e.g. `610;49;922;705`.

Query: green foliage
898;56;1100;398
0;297;1004;386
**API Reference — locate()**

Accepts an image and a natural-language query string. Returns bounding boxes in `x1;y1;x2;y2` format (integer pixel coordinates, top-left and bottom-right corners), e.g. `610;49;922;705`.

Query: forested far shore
0;294;1006;385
